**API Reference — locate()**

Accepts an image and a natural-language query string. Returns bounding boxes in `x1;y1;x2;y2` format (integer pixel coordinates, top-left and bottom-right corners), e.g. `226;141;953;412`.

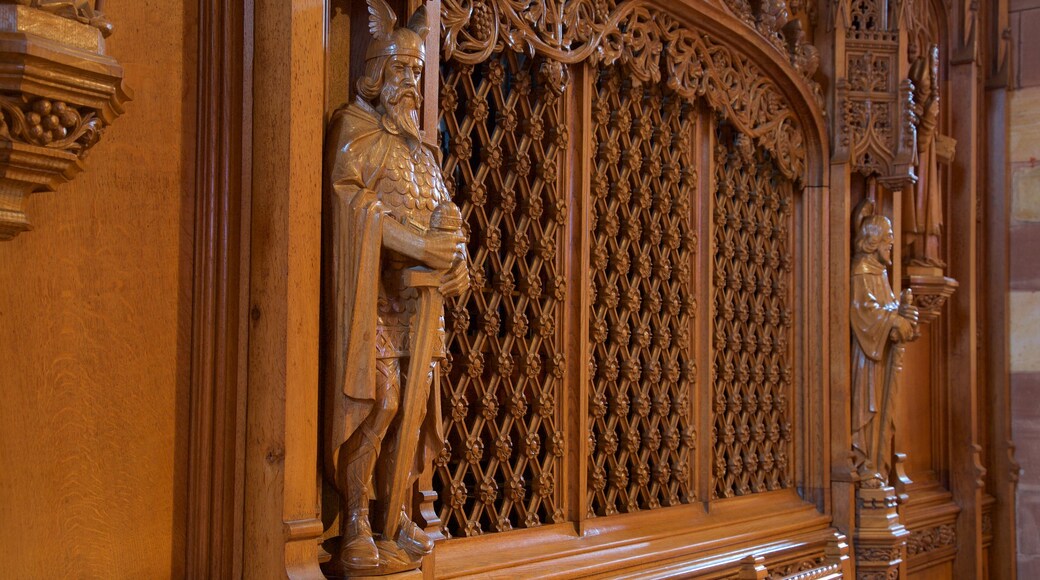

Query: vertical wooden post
828;161;857;552
947;43;985;580
186;0;250;576
984;53;1019;580
244;0;326;577
568;61;592;531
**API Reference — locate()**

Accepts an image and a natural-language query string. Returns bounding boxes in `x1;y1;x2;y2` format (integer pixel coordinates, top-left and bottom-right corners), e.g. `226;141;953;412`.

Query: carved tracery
832;0;917;187
442;0;812;181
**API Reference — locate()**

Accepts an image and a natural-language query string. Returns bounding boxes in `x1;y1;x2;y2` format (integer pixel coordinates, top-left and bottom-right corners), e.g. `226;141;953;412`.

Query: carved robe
849;253;902;472
322;98;444;484
905;94;942;264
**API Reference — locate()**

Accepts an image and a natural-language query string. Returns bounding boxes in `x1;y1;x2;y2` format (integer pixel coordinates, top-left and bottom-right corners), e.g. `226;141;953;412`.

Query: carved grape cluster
26;99;79;144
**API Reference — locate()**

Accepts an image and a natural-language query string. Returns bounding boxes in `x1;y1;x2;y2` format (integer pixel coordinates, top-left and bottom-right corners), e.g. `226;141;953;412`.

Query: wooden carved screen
587;63;699;516
433;0;816;544
437;51;568;536
711;122;794;499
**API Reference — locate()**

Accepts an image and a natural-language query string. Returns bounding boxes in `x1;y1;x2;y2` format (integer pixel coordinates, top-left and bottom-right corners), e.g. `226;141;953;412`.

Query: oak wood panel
243;0;326;578
0;0;197;577
896;325;937;479
908;561;953;580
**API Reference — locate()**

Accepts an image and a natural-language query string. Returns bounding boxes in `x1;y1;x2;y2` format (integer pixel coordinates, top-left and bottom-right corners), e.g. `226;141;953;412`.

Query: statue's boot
395;511;434;558
340;508;379;570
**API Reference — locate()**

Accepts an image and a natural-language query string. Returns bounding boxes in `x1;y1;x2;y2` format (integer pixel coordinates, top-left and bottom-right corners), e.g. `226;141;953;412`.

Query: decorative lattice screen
710;122;794;499
586;63;699;516
436;52;568;537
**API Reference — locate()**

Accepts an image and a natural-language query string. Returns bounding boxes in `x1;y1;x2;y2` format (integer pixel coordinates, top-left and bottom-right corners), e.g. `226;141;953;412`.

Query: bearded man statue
849;198;918;484
322;0;469;573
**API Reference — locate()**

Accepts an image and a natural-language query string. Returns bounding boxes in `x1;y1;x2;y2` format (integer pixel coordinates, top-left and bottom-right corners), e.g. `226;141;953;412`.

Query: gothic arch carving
442;0;828;184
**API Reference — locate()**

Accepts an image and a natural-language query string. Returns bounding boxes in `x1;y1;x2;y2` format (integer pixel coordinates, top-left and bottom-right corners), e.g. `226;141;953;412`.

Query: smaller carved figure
905;45;942;268
849;197;918;484
782;18;824;109
783;19;819;80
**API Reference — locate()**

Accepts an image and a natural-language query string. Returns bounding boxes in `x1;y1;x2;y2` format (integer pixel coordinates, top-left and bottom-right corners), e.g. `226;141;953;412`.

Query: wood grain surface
0;0;196;577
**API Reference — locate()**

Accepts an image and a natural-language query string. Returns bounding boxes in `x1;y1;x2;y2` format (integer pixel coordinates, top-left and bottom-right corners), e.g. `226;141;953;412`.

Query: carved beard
381;82;422;147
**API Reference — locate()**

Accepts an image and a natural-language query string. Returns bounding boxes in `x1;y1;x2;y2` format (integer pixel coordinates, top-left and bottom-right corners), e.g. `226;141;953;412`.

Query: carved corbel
0;0;130;240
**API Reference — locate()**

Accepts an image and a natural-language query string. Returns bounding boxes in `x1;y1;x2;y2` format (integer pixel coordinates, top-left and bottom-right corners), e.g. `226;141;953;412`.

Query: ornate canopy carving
442;0;828;183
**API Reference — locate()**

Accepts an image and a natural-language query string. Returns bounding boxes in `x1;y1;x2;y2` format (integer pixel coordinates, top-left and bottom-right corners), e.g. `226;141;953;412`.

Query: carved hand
440;244;470;297
892;310;919;342
422;229;464;270
898;302;919;326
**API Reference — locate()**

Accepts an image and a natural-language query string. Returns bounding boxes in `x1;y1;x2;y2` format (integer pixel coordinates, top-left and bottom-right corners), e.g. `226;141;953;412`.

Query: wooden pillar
244;0;326;577
947;38;985;580
984;41;1019;580
185;0;250;576
819;3;856;553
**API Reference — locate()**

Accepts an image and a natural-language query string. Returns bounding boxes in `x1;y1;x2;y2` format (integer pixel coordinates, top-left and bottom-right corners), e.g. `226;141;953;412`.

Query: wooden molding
184;0;249;577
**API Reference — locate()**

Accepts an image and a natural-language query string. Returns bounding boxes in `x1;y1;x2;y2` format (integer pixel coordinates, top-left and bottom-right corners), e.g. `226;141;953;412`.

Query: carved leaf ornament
442;0;810;181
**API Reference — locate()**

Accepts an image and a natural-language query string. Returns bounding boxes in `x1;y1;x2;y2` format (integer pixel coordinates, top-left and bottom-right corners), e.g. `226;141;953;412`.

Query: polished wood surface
0;0;195;576
243;0;325;578
0;0;1021;578
184;0;249;577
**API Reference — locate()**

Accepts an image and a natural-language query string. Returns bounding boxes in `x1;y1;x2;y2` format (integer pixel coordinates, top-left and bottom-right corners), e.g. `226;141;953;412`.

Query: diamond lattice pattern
710;122;794;498
586;64;699;516
435;52;568;537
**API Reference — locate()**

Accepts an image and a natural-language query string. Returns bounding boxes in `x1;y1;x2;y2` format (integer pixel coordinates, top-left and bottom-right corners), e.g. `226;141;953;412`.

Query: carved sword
381;202;462;545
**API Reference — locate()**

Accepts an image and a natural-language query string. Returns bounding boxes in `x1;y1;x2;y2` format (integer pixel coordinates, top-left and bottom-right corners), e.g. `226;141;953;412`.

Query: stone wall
1010;0;1040;574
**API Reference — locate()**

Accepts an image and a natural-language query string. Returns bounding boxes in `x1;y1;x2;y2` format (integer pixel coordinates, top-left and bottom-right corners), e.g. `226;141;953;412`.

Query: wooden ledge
435;490;839;579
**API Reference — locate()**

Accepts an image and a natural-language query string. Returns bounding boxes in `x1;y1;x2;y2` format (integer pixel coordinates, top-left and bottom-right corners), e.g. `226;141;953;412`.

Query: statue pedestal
854;484;908;579
319;536;424;579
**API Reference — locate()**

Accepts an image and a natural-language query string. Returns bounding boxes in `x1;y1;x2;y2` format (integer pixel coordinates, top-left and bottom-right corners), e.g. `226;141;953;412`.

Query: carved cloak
849;254;901;467
322;100;442;483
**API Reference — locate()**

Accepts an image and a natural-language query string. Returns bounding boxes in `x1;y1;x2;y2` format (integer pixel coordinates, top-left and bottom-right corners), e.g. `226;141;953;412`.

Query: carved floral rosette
0;1;130;240
442;0;820;182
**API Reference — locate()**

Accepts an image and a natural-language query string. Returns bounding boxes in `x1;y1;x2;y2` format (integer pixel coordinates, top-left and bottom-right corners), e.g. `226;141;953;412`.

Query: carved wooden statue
322;0;469;574
850;198;918;484
905;44;943;268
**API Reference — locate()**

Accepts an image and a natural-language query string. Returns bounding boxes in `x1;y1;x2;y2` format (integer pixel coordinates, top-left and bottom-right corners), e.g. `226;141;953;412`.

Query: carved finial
367;0;398;41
